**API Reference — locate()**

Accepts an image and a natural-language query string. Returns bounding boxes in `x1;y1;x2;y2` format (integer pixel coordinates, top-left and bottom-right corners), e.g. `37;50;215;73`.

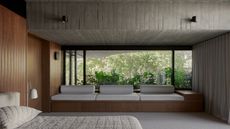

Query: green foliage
95;70;120;85
174;69;192;89
73;51;192;89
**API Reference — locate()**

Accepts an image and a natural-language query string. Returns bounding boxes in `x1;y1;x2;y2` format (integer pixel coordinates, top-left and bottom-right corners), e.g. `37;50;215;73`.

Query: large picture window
86;51;172;89
64;48;192;89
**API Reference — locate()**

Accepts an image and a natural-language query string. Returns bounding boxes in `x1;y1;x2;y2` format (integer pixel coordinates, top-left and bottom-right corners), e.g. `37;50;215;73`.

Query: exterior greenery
85;51;172;89
65;50;192;89
175;51;192;89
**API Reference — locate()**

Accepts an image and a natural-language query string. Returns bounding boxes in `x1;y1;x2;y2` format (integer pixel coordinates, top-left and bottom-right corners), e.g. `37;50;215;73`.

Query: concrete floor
43;112;230;129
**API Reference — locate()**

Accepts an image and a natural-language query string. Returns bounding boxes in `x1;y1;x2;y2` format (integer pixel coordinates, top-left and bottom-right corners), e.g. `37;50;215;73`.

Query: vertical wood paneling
50;42;62;96
27;34;46;110
0;5;27;106
41;42;50;112
0;5;62;111
42;41;61;112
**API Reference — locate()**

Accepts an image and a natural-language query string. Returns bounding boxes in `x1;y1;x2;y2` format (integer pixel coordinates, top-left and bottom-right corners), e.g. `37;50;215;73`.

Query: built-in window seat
51;85;184;101
50;85;203;112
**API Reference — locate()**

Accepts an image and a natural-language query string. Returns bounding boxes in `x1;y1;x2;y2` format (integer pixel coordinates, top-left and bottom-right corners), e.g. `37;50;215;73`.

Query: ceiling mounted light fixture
190;16;197;22
61;15;68;23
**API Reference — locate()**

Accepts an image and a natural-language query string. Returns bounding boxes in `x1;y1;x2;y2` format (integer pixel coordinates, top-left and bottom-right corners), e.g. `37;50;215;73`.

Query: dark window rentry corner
0;0;26;18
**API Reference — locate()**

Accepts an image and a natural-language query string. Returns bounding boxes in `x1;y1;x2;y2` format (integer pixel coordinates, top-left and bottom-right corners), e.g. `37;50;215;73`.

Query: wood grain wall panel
41;42;51;112
0;5;27;106
49;42;62;96
27;34;47;110
0;5;62;110
42;41;61;112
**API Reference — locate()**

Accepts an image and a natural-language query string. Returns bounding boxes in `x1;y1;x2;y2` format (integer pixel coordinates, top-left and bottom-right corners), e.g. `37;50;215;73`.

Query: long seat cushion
61;85;95;94
96;93;139;101
140;85;174;94
140;93;184;101
51;94;97;101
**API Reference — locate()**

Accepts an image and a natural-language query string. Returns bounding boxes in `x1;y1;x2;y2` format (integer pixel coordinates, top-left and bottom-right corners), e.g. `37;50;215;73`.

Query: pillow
140;85;174;94
100;85;133;94
61;85;95;94
0;106;41;129
0;92;20;108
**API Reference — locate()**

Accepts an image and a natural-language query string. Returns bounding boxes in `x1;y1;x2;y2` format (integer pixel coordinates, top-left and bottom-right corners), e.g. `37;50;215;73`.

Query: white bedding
16;115;143;129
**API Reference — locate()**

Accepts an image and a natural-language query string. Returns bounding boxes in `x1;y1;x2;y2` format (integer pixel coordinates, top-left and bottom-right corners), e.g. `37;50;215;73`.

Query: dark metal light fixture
190;16;197;22
54;51;60;60
61;16;68;23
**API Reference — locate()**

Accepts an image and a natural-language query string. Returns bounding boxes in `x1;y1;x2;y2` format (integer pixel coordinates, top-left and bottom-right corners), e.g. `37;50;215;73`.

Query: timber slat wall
42;41;62;112
27;34;49;110
0;5;27;105
0;5;62;111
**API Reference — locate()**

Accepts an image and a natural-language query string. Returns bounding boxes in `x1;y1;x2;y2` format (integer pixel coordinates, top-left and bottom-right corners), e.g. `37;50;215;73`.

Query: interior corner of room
0;0;230;128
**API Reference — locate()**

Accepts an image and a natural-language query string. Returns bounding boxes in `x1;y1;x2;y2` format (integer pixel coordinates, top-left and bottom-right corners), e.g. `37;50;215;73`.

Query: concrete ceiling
26;0;230;46
31;30;227;45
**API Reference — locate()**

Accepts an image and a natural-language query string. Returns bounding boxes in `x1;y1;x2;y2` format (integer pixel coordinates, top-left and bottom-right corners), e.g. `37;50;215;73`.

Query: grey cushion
51;94;97;101
96;93;139;101
140;93;184;101
100;85;133;94
60;85;95;94
140;85;174;94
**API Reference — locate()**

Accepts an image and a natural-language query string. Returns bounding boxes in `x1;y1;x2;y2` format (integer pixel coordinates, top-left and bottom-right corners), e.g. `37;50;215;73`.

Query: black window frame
62;45;192;90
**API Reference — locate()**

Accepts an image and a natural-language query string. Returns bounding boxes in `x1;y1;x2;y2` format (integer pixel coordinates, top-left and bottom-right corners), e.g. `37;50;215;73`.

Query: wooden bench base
51;100;203;112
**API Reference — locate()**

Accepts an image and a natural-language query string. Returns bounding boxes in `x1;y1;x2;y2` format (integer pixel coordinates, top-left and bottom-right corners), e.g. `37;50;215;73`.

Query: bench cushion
51;94;97;101
96;93;139;101
61;85;95;94
140;85;174;94
100;85;133;94
140;93;184;101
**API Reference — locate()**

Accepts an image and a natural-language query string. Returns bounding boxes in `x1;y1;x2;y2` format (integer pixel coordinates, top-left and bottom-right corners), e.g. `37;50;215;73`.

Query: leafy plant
72;51;192;89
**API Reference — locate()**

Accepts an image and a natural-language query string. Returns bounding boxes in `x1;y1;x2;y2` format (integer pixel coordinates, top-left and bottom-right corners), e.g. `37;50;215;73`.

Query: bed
17;115;141;129
0;92;143;129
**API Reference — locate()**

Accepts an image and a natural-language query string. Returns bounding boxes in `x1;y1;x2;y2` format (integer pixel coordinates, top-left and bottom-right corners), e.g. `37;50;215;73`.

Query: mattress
51;94;97;101
96;93;140;101
140;93;184;101
17;115;143;129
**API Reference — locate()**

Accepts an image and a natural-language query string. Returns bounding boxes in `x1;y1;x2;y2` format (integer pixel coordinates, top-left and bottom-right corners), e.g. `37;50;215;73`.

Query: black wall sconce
190;16;197;22
61;15;68;23
54;51;60;60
